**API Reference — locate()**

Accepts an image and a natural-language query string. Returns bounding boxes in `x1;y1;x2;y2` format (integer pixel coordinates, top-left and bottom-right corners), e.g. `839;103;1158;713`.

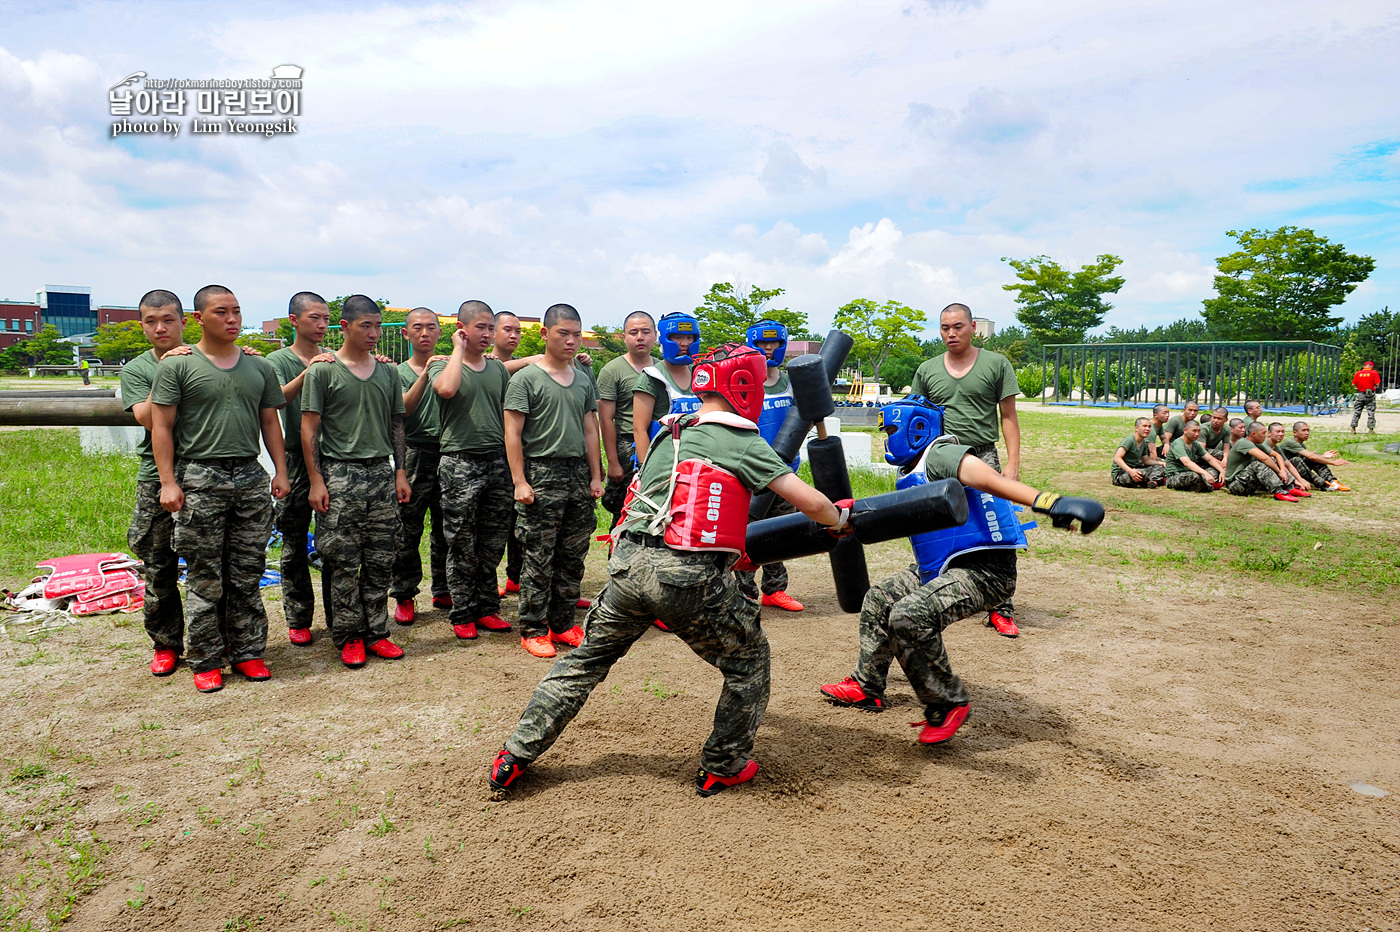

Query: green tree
92;320;152;362
1002;254;1125;344
1202;227;1374;341
833;299;927;382
693;282;816;347
23;325;80;365
1345;306;1398;362
880;354;926;393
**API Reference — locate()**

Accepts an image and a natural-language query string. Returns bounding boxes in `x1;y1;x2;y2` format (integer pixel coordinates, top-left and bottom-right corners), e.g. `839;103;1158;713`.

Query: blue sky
0;0;1396;337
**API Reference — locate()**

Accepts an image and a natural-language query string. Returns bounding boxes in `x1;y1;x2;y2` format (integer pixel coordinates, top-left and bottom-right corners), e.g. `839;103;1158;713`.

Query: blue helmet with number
745;319;789;367
879;395;945;468
658;312;701;364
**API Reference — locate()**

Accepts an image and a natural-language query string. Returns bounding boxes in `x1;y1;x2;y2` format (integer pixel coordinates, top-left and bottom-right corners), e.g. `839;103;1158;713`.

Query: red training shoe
1273;491;1299;502
367;638;404;659
761;591;804;612
912;704;970;744
1290;487;1312;497
476;614;511;632
521;635;556;658
820;677;884;711
489;748;528;794
393;600;415;625
150;648;177;677
192;669;223;693
288;627;312;646
576;598;592;609
233;658;271;681
503;578;520;594
696;759;759;797
453;622;478;640
551;626;585;648
987;611;1019;638
432;594;452;610
341;639;367;668
653;619;670;632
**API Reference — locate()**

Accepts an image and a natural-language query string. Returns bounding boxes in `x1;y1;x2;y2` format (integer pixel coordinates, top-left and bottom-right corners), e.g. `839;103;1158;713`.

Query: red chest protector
616;411;756;553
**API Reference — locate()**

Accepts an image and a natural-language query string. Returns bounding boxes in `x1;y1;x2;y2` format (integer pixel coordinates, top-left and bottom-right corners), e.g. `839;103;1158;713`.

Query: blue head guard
658;312;701;364
879;395;945;468
745;319;789;367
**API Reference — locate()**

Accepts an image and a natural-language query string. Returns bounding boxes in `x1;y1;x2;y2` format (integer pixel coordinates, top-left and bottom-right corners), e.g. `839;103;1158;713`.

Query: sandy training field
1;412;1397;930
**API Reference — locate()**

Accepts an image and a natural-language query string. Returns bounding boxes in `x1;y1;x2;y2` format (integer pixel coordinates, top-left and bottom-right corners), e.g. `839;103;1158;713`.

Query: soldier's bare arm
302;412;329;513
505;410;532;504
259;407;290;500
632;391;655;464
583;411;604;500
391;411;411;504
152;402;183;513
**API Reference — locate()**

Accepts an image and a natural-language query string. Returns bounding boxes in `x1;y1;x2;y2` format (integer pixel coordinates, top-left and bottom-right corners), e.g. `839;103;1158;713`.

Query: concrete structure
973;317;995;340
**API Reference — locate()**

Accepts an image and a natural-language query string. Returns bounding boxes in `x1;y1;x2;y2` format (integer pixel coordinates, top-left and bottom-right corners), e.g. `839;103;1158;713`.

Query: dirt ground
2;516;1398;931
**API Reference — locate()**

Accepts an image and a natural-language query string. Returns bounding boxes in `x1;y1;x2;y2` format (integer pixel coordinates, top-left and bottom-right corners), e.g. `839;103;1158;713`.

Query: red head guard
689;343;766;423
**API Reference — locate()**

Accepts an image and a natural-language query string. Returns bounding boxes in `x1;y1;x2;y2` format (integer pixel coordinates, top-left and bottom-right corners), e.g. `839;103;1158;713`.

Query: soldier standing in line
150;285;290;693
301;295;411;669
821;396;1103;743
735;318;805;613
428;300;516;640
391;308;451;623
122;290;188;677
504;304;604;658
596;311;657;529
266;292;334;645
910;304;1024;638
490;344;855;798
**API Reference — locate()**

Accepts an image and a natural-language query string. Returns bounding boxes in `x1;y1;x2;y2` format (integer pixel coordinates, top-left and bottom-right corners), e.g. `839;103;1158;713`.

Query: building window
25;319;34;332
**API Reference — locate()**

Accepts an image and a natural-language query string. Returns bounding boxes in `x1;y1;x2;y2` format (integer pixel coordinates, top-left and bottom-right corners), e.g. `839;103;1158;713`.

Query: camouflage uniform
1165;468;1218;491
1226;459;1285;496
172;459;274;674
515;457;596;637
735;496;794;599
275;450;332;631
505;536;768;776
600;436;637;525
389;445;448;604
849;553;1017;718
439;452;515;625
1111;463;1166;487
969;443;1016;616
316;459;399;648
127;480;183;652
503;511;523;585
1287;456;1336;489
1350;390;1377;431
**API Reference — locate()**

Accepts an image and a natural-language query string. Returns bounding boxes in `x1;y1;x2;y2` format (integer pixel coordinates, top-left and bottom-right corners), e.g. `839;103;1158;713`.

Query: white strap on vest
632;412;759;537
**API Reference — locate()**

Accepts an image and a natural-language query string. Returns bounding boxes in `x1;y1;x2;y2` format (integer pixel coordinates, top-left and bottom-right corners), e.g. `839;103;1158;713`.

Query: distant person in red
1350;362;1382;434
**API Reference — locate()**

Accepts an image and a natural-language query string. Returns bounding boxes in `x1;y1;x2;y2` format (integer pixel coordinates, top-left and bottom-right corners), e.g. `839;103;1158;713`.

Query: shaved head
940;303;974;325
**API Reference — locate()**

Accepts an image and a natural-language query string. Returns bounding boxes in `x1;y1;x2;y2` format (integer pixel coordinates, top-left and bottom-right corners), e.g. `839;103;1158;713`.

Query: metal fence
1036;341;1345;413
321;321;414;362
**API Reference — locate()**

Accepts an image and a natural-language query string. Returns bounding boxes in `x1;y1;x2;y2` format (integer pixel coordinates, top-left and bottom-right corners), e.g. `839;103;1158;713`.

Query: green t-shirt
1148;421;1166;445
634;364;696;432
429;357;510;454
1199;421;1230;450
1165;437;1206;477
504;363;599;459
597;355;647;436
302;358;405;460
398;360;441;447
266;347;307;452
120;349;160;482
1225;437;1263;481
1277;437;1305;457
1163;415;1194;442
150;348;284;460
620;418;790;538
909;350;1018;448
1116;436;1150;470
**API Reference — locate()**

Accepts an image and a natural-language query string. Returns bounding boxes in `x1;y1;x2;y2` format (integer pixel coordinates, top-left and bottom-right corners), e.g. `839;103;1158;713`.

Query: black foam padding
830;538;870;613
807;437;853;499
817;329;854;376
788;354;835;422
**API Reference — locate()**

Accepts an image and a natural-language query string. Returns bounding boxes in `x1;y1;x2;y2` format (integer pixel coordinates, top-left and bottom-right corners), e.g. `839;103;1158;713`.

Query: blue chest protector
644;365;702;442
755;380;799;471
898;446;1034;583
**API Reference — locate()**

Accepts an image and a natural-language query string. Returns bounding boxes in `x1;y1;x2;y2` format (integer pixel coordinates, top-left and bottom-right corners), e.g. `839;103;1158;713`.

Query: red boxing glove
732;553;757;573
827;498;855;538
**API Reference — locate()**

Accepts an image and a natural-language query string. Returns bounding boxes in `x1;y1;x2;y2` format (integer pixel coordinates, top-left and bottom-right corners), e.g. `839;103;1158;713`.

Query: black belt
324;456;389;466
531;455;586;464
183;456;257;468
442;449;505;460
619;531;666;548
409;443;441;452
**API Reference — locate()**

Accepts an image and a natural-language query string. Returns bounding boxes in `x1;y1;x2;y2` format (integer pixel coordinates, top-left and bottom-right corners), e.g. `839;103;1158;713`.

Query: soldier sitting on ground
1164;420;1224;492
1277;421;1352;492
1112;417;1165;488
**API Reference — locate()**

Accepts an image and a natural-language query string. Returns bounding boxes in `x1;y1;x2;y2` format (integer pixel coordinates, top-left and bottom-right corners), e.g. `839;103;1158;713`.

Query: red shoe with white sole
193;669;223;693
912;704;970;744
367;638;404;659
476;614;511;632
288;627;312;646
233;658;271;680
453;622;478;640
393;600;415;625
551;626;585;648
150;648;178;677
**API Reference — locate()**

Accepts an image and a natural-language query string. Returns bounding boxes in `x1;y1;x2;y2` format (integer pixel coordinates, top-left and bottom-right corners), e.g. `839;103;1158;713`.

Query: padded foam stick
787;354;835;423
807;437;870;611
745;478;969;566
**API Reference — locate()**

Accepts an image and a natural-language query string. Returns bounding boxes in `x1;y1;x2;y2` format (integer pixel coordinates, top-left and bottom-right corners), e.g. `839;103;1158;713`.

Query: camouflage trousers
506;536;768;776
970;444;1015;616
172;459;273;674
1350;390;1377;430
736;496;792;599
1111;463;1165;487
503;510;522;585
515;457;597;638
127;480;183;652
389;445;448;603
600;436;637;527
1288;455;1336;488
1165;466;1219;492
316;459;397;648
851;552;1017;718
439;451;515;625
1226;459;1285;496
274;452;332;631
